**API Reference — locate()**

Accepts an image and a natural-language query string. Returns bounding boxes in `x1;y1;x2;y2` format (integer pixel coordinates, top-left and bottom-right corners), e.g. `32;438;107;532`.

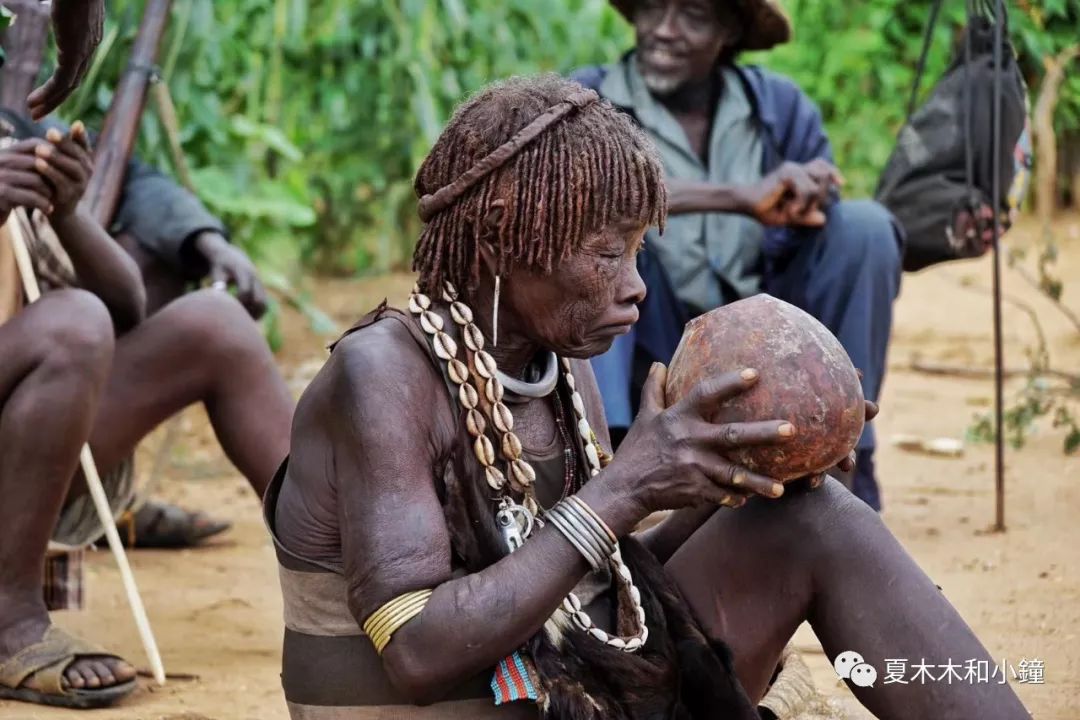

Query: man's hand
33;123;94;219
742;159;843;228
194;231;269;319
950;203;1000;258
0;138;56;224
28;0;105;120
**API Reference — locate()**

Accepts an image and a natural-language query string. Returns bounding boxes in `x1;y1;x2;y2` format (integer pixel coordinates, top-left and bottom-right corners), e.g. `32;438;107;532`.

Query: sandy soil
2;216;1078;720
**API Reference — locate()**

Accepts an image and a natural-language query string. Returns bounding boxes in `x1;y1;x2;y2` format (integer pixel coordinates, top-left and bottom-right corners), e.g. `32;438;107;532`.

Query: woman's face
501;219;649;359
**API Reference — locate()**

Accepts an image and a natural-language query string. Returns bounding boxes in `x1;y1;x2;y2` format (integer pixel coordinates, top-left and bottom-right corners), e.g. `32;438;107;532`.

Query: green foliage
970;226;1080;456
750;0;1080;198
58;0;632;276
52;0;1080;274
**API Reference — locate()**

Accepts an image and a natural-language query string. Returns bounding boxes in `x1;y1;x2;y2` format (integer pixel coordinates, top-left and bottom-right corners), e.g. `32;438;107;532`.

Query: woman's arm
321;326;645;705
570;359;729;562
321;329;789;704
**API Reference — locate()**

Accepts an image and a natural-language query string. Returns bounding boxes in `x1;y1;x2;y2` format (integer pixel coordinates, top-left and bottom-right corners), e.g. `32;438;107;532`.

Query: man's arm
36;126;146;330
113;159;268;317
28;0;105;119
666;160;841;228
112;159;227;280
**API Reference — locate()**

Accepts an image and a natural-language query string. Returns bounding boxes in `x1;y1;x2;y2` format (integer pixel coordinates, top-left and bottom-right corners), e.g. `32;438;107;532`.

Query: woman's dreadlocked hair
412;74;667;294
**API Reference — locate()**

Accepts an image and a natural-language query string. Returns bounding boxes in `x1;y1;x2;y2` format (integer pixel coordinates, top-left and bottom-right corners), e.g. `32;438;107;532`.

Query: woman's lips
600;309;639;334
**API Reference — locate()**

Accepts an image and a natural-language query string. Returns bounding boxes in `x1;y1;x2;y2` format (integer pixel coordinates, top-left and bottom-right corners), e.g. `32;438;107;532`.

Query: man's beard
640;69;686;97
635;55;686;98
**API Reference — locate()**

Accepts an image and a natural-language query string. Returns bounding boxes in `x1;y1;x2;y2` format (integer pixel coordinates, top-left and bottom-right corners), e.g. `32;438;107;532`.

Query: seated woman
267;75;1028;720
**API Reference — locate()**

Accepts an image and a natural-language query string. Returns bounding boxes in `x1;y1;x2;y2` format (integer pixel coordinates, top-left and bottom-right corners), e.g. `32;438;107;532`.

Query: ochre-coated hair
412;74;667;294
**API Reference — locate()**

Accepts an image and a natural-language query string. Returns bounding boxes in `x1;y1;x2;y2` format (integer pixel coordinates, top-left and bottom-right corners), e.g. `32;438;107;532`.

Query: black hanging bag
875;4;1027;272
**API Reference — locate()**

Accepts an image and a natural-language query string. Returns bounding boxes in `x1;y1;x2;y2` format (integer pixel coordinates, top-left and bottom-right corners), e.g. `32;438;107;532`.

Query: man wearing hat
575;0;902;511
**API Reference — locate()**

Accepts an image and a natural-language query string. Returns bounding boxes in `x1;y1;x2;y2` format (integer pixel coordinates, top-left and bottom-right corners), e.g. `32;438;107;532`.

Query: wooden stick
6;210;167;686
908;358;1080;385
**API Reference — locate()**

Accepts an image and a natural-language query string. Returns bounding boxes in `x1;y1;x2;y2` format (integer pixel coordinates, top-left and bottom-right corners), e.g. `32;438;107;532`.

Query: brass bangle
367;598;429;654
366;596;430;648
362;590;433;655
365;591;430;638
363;590;429;637
567;495;617;545
365;594;431;650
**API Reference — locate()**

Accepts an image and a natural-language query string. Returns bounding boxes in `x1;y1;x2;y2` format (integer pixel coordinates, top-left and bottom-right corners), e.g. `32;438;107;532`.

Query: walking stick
5;209;167;686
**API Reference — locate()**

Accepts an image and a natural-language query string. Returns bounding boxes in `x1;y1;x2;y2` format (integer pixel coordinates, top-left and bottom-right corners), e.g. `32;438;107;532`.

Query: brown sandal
0;626;136;709
121;499;232;548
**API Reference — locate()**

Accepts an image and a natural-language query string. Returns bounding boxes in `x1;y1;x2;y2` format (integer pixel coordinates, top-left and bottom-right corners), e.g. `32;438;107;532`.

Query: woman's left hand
34;122;93;219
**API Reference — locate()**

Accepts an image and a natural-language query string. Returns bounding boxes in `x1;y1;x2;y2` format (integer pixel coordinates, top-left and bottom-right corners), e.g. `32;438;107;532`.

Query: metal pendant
496;497;535;553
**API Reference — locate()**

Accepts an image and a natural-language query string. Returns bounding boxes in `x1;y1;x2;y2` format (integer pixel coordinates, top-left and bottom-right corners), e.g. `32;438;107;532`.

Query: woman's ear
482;198;507;237
478;199;507;272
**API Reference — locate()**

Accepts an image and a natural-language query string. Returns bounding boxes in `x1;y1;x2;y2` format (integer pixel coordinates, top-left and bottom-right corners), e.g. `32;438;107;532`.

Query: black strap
906;0;946;120
963;0;976;205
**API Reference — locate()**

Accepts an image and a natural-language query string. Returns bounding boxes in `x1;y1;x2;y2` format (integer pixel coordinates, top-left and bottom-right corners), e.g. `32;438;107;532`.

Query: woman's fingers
691;482;750;508
864;400;880;422
678;368;758;417
703;460;784;499
639;362;669;416
705;419;796;449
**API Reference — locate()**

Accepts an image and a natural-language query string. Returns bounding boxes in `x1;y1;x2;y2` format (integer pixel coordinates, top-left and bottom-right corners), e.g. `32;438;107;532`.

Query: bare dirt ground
2;216;1078;720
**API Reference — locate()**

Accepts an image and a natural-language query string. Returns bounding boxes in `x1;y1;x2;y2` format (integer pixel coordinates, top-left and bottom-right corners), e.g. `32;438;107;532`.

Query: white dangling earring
492;274;501;347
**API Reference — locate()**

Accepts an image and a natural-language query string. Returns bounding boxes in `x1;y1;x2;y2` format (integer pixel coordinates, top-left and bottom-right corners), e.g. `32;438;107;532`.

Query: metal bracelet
546;506;606;571
566;495;617;545
362;589;433;655
560;500;616;556
552;502;614;563
549;502;612;569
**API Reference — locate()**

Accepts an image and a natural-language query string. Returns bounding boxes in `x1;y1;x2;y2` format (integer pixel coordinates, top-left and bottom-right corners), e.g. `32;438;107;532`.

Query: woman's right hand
605;362;793;515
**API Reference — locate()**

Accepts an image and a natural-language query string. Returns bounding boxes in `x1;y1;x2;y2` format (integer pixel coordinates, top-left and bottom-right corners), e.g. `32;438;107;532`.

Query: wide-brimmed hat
610;0;792;52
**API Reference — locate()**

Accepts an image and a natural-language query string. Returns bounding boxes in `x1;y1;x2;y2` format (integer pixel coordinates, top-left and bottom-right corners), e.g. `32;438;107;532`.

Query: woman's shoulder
297;306;448;430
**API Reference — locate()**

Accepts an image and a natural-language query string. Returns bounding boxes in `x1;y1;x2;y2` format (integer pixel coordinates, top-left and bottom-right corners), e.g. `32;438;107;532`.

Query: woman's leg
87;289;293;496
664;479;1028;719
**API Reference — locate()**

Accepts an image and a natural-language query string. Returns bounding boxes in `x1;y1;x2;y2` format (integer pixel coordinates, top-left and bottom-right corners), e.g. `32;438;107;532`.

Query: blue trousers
590;200;902;508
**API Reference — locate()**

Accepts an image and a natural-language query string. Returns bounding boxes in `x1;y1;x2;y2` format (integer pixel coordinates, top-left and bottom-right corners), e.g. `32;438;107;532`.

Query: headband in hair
417;88;600;223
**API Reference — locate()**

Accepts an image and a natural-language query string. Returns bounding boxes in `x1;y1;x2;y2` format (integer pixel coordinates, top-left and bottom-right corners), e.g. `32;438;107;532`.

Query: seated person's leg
87;289;293;498
767;199;901;510
0;290;136;704
113;232;188;316
113;234;234;546
664;479;1027;719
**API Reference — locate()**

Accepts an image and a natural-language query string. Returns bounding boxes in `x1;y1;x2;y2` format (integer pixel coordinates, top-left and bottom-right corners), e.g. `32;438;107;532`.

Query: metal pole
991;0;1006;532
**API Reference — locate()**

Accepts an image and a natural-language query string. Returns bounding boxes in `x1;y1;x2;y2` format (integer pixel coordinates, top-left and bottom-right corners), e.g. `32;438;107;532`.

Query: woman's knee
756;478;887;567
